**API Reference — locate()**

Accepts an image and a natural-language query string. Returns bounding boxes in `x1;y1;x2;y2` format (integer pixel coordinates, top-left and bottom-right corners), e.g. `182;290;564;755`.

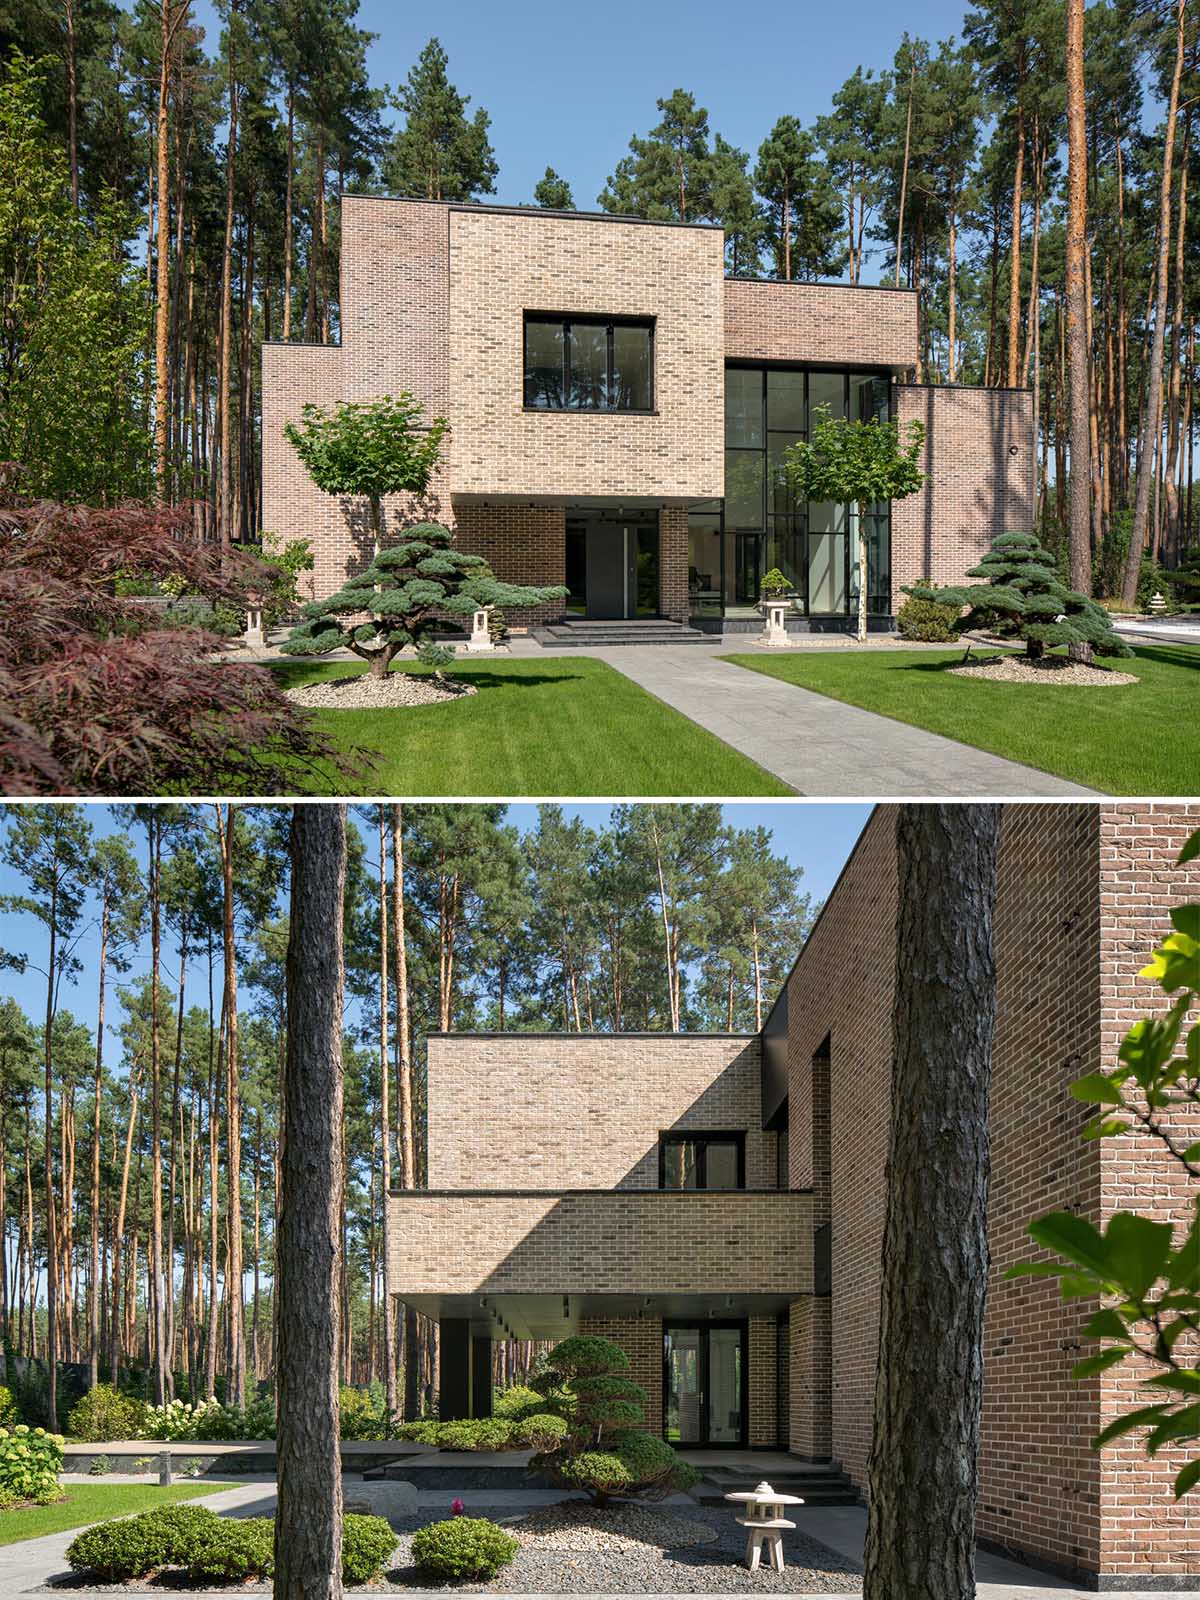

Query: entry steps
533;618;710;647
695;1462;862;1508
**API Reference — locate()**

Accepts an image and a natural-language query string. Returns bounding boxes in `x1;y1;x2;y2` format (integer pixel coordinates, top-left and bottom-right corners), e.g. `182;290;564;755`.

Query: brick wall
448;210;725;502
724;279;919;369
892;385;1036;595
425;1034;773;1190
581;1316;664;1435
1097;805;1200;1584
388;1190;812;1297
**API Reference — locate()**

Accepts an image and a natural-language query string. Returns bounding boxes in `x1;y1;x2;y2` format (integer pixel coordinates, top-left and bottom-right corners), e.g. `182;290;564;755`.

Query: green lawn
0;1481;236;1545
274;657;791;796
722;643;1200;795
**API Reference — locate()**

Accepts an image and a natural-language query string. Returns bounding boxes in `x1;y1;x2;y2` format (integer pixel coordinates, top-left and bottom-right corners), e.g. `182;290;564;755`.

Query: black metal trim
388;1184;810;1199
658;1131;747;1190
662;1319;750;1448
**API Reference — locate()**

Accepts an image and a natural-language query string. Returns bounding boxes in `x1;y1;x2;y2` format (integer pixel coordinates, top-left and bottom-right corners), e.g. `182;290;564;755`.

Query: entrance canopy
392;1290;799;1342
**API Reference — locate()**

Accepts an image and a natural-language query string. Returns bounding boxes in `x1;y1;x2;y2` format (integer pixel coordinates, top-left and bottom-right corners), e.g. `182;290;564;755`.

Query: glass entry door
567;511;660;619
663;1322;747;1447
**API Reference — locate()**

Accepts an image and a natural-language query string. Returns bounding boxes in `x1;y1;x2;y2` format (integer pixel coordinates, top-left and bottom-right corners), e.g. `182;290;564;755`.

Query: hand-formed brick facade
261;196;1035;625
394;804;1200;1587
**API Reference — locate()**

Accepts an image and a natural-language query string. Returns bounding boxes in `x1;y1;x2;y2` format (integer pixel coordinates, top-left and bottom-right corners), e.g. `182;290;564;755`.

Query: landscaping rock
345;1479;419;1520
510;1501;717;1551
283;674;477;710
950;655;1137;687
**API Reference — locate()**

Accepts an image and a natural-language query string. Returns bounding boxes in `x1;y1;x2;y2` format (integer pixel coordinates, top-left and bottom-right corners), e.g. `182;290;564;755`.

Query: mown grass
0;1481;236;1545
272;656;791;796
722;644;1200;795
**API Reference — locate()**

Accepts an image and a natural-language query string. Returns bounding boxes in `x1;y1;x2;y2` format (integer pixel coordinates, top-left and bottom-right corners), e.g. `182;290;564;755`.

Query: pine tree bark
862;805;1000;1600
1122;0;1186;603
391;807;420;1422
89;890;109;1389
275;803;346;1600
1065;0;1093;649
377;812;397;1417
216;805;246;1405
1007;94;1025;390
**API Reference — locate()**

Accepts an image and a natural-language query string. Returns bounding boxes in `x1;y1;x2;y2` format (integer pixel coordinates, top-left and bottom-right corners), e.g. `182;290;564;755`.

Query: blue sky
175;0;972;266
0;802;870;1048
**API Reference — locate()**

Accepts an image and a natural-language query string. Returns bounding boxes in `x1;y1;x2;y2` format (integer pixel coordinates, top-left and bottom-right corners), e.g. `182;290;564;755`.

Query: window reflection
523;316;653;412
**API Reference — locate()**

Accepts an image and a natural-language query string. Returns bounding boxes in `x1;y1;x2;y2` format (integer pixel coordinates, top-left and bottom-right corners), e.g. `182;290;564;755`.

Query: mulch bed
283;674;477;710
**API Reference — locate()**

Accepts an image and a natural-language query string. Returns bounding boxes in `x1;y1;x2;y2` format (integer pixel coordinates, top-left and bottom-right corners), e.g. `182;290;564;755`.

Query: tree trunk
391;808;420;1423
862;804;1001;1600
1065;0;1093;654
895;56;915;289
283;88;295;341
857;500;868;643
377;812;397;1417
43;884;58;1425
1007;92;1026;390
64;0;79;208
89;893;108;1389
216;805;246;1405
1122;0;1186;604
148;815;168;1406
275;804;346;1600
217;26;238;545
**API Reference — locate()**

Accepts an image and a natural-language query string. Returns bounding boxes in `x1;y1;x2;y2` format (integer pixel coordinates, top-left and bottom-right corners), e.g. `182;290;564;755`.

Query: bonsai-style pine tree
785;408;926;642
283;394;448;558
530;1335;698;1508
908;531;1133;661
281;522;567;678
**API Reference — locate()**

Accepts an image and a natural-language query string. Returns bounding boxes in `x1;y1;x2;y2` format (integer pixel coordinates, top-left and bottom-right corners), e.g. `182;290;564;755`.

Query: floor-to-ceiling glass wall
690;365;892;626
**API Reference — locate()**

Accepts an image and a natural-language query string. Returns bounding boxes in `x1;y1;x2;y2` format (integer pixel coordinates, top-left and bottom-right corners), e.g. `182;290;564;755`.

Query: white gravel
509;1502;718;1552
950;655;1137;687
283;673;477;709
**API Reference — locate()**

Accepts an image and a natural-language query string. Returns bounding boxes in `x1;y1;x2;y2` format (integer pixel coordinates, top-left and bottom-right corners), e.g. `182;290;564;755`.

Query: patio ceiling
392;1290;801;1340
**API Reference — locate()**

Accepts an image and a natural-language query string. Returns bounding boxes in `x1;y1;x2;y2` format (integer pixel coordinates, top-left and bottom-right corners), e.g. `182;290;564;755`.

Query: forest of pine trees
0;802;812;1415
0;0;1196;578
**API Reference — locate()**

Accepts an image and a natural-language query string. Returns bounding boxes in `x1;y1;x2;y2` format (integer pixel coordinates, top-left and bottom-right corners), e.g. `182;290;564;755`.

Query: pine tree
710;134;762;276
383;38;496;202
598;89;713;222
911;530;1134;660
754;115;845;281
282;523;568;678
532;167;572;209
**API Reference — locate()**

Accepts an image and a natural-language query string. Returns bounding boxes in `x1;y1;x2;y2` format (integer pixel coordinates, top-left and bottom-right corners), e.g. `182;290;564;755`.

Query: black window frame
523;312;655;414
657;1130;747;1190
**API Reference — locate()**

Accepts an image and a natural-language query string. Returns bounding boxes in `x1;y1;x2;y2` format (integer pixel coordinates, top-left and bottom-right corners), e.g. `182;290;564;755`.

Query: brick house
388;802;1200;1589
262;197;1033;634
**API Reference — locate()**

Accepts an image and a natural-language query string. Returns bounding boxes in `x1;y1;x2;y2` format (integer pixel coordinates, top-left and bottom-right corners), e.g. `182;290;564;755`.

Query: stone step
535;621;709;647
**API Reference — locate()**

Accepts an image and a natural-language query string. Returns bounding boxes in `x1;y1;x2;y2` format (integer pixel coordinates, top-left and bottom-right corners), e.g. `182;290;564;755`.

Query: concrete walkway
521;642;1096;798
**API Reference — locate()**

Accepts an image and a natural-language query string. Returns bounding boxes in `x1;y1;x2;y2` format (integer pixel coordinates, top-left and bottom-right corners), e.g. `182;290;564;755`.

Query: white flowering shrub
0;1425;65;1507
142;1398;222;1442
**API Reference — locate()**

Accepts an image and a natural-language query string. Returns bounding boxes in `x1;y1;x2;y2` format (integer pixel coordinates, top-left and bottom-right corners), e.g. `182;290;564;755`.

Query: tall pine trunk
1065;0;1094;648
862;805;1000;1600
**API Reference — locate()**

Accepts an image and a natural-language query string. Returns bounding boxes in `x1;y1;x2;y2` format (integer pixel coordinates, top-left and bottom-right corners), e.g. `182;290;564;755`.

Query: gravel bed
950;654;1137;687
509;1502;718;1551
46;1506;862;1594
283;674;477;710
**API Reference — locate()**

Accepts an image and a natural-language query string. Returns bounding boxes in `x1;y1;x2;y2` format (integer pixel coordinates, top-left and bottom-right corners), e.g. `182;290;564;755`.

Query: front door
663;1321;747;1447
567;511;660;619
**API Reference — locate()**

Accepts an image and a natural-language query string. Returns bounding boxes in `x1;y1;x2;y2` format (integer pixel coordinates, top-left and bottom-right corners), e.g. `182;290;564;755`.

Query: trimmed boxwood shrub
411;1517;519;1581
513;1412;567;1450
66;1515;174;1580
395;1418;442;1444
186;1517;275;1582
341;1513;398;1583
896;589;961;642
543;1335;629;1379
0;1425;64;1508
492;1384;542;1421
67;1383;146;1442
436;1417;514;1452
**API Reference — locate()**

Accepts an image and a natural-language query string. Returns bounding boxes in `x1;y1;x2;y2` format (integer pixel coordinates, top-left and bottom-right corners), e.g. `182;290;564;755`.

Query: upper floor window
659;1131;746;1190
524;315;654;413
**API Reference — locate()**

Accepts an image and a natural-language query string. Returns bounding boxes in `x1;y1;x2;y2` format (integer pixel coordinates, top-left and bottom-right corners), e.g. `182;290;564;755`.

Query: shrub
341;1513;397;1583
186;1516;275;1582
67;1383;145;1442
143;1396;222;1441
66;1514;173;1579
0;1385;17;1427
513;1412;567;1450
897;588;960;643
168;597;245;638
492;1384;543;1421
87;1454;112;1475
395;1419;442;1445
760;567;791;598
0;1425;64;1508
542;1335;629;1380
436;1417;513;1452
411;1517;519;1581
140;1505;223;1564
339;1384;385;1441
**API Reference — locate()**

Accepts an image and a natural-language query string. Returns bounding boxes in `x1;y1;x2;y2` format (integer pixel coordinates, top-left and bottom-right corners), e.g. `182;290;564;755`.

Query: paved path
530;643;1096;798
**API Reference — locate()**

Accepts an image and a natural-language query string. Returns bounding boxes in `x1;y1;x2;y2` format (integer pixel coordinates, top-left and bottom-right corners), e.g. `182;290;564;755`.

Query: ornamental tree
530;1335;699;1508
908;531;1133;662
283;395;448;557
281;522;568;679
785;409;926;641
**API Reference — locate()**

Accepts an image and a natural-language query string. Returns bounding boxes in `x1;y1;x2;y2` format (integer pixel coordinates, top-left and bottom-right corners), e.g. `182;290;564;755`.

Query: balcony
387;1188;813;1337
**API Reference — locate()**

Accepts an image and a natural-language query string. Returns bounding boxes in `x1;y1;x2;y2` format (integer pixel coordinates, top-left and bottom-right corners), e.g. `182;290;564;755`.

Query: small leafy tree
530;1335;698;1508
281;522;567;679
908;531;1133;662
786;408;926;641
760;567;791;598
1008;829;1200;1498
283;396;448;557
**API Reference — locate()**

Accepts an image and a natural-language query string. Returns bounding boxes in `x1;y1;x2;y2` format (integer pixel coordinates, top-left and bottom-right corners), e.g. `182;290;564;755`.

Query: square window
523;315;653;412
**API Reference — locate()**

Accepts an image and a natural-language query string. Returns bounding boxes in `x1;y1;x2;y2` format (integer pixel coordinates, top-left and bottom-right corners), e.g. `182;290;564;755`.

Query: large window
702;364;893;622
659;1132;746;1190
523;315;654;412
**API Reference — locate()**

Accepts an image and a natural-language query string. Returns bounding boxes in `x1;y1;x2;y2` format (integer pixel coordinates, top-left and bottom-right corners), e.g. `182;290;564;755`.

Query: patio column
439;1318;471;1419
471;1335;493;1418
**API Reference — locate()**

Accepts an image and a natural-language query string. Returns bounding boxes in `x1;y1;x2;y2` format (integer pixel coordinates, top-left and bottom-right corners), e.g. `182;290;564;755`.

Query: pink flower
451;1499;465;1516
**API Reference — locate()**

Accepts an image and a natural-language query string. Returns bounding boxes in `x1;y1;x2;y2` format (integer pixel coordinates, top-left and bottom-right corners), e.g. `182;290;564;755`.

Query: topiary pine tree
280;523;568;678
907;530;1133;662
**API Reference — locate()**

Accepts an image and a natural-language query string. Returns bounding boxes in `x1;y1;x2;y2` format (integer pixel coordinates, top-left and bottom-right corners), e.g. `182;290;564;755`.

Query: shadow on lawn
268;662;587;694
1130;644;1200;672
